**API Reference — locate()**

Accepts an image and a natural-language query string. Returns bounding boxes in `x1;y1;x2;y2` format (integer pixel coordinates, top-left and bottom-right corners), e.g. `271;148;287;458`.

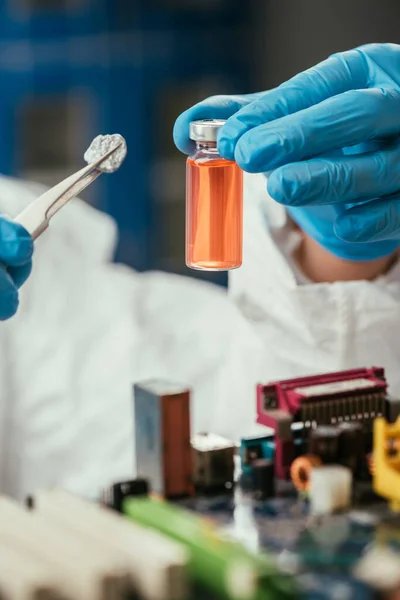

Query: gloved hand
0;217;33;320
174;43;400;261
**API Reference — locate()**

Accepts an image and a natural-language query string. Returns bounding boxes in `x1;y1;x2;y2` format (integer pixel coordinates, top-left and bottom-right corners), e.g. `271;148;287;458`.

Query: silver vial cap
189;119;226;142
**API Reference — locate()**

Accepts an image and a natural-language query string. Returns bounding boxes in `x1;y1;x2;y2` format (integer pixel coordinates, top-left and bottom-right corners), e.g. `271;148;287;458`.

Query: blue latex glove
174;43;400;261
0;217;33;320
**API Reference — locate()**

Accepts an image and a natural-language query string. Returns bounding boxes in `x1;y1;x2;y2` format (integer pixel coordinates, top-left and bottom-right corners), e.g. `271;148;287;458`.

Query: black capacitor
252;458;275;499
337;421;364;473
103;478;149;513
309;425;341;463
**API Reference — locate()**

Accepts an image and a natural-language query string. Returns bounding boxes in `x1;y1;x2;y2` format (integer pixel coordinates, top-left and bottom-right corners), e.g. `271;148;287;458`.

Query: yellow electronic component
373;416;400;512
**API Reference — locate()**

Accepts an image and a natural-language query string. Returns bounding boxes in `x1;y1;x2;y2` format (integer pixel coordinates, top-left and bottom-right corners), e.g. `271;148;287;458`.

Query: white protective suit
1;172;400;501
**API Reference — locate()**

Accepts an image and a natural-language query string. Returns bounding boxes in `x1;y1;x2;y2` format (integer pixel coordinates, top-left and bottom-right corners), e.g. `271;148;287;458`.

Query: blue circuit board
178;480;399;599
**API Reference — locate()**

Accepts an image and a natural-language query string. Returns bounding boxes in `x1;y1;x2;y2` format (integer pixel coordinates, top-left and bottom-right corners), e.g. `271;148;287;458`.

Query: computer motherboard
2;368;400;599
129;369;400;599
178;480;399;599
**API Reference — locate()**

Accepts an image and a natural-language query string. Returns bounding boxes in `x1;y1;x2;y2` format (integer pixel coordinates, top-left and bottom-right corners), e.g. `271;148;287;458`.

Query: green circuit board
175;480;400;599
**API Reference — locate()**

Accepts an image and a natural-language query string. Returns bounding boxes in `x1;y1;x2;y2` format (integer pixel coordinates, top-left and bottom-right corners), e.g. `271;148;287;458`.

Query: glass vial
186;119;243;271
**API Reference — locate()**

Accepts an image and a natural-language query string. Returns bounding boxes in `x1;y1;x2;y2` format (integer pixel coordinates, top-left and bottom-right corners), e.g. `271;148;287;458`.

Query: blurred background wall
253;0;400;89
0;0;399;286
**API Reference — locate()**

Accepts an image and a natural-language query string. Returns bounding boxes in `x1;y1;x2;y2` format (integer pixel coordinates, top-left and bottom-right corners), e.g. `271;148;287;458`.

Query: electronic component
373;415;400;512
251;458;275;499
367;435;400;478
239;434;275;476
385;395;400;423
290;454;322;492
0;496;129;600
297;573;376;600
3;364;400;599
124;496;297;599
309;426;340;463
191;433;235;492
134;381;193;498
309;466;352;515
101;478;149;513
0;536;64;600
32;490;189;600
366;452;375;475
256;367;389;479
337;422;365;473
353;545;400;595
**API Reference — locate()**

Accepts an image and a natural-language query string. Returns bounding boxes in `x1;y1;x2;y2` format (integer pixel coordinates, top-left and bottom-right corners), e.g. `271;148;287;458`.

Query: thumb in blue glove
173;93;264;155
0;217;33;320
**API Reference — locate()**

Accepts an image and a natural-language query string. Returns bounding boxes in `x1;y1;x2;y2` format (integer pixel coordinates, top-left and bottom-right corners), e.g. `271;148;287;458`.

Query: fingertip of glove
14;225;34;260
0;269;18;320
16;224;34;255
234;141;261;173
172;115;193;155
266;169;301;205
0;218;34;263
10;260;33;289
216;136;235;161
267;170;285;202
235;130;287;174
217;119;243;161
0;298;18;320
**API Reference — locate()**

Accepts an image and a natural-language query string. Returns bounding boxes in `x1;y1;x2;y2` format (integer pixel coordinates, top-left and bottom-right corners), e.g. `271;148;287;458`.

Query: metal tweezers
14;142;123;240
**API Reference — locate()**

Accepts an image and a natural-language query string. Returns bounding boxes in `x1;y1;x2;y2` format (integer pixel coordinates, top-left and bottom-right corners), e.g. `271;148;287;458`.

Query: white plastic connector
34;490;189;600
309;465;352;515
353;546;400;592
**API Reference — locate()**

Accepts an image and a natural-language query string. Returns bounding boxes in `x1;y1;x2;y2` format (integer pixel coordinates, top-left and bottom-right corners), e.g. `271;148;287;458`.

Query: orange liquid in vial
186;157;243;270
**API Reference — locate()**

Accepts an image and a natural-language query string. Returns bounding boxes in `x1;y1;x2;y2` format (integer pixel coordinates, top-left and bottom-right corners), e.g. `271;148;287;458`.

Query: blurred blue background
1;0;399;286
0;0;257;287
